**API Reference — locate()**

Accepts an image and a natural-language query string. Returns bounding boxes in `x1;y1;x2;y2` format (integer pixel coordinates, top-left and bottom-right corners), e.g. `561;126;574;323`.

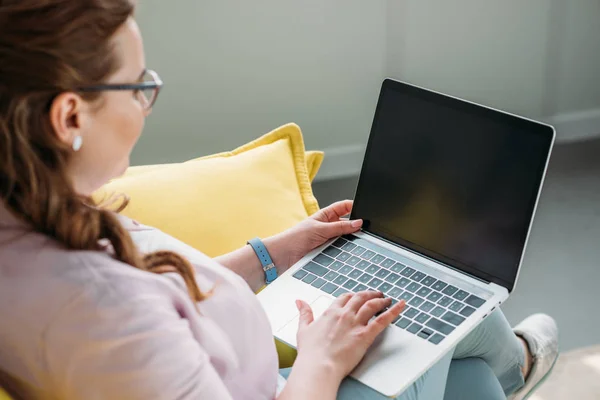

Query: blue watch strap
247;238;278;284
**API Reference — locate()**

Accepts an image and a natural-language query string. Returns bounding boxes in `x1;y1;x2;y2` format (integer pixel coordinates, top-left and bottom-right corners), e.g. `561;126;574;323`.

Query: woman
0;1;558;399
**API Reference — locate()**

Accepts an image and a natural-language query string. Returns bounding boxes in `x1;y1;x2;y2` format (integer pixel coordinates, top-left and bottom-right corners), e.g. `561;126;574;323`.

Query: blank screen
351;82;552;289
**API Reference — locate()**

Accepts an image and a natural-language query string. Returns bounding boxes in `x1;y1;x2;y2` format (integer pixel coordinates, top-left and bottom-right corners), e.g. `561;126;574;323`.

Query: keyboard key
356;260;371;270
399;292;414;302
421;276;437;287
303;262;328;277
367;278;384;288
336;252;351;262
320;282;338;294
362;250;376;260
432;281;448;292
375;269;390;279
346;256;361;266
390;263;404;273
419;301;435;313
460;305;476;317
311;278;326;288
371;254;386;264
427;292;443;302
396;317;411;329
366;264;380;275
403;307;419;319
396;277;411;288
332;238;348;247
415;312;430;324
453;290;469;301
381;258;396;269
313;254;334;267
349;269;363;280
465;295;485;308
438;296;453;307
324;271;339;281
411;271;426;282
343;279;358;290
333;275;348;286
407;282;421;293
426;318;455;335
358;273;373;284
302;274;317;284
421;328;434;337
449;301;464;312
400;266;416;277
429;333;445;345
417;329;432;340
390;298;399;306
323;246;342;258
388;287;404;299
378;282;393;293
333;288;349;297
329;261;344;271
408;296;424;307
341;242;357;251
339;265;354;276
332;238;347;248
442;311;466;326
385;273;400;284
293;270;308;280
407;323;423;334
417;287;432;297
354;284;368;292
351;246;366;256
442;285;458;296
431;306;445;317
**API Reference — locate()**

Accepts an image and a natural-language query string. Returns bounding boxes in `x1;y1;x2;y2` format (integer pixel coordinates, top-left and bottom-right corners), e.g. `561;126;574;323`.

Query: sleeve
43;283;233;400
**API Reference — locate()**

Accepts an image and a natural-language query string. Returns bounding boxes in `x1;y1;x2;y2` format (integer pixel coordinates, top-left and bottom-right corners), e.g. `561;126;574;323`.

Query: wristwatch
247;237;278;284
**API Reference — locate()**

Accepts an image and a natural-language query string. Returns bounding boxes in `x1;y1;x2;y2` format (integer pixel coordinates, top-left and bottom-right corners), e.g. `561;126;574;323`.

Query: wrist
262;233;292;274
293;352;344;385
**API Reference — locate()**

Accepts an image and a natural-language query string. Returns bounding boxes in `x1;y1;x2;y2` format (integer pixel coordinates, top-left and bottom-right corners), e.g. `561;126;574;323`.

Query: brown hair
0;0;206;302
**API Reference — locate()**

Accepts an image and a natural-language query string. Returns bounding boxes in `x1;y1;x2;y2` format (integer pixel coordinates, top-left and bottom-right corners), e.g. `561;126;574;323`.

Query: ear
49;92;86;147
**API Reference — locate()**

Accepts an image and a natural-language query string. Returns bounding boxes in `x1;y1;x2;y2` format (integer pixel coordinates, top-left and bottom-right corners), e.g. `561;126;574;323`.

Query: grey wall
133;0;600;171
133;0;386;165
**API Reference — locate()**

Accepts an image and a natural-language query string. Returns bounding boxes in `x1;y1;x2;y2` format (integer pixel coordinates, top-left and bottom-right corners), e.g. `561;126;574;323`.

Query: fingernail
351;219;363;228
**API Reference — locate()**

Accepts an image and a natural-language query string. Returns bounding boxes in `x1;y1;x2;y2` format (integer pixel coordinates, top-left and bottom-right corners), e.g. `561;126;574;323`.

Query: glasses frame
77;69;163;110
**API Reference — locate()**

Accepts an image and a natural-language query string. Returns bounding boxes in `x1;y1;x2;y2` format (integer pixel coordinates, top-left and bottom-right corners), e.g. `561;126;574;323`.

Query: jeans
279;309;525;400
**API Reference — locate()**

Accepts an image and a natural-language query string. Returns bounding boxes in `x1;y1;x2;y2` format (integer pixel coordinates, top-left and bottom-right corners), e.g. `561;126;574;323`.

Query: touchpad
277;296;334;342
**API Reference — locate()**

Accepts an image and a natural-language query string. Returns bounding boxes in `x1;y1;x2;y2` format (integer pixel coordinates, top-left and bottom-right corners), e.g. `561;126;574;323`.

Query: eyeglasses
77;69;163;111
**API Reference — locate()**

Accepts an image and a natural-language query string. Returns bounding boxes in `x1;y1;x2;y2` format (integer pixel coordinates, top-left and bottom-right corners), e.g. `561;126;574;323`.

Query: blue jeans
280;310;525;400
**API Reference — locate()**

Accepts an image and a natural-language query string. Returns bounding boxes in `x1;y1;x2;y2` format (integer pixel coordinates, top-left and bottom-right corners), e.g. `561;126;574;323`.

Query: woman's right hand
294;291;406;381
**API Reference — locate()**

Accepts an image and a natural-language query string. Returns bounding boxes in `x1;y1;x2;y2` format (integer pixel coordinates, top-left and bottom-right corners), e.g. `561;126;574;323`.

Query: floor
312;138;600;352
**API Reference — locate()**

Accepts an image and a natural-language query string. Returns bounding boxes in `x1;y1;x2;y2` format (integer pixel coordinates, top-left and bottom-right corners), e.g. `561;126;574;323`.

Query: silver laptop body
258;78;555;397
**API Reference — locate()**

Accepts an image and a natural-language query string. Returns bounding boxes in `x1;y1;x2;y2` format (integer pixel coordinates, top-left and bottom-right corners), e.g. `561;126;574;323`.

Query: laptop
257;78;555;397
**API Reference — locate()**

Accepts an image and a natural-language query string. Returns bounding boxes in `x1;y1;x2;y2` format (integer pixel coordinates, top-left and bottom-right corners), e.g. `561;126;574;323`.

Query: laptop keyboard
292;235;486;345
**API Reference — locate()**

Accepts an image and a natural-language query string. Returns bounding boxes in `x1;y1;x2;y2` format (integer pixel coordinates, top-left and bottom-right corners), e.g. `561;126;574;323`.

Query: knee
444;358;506;400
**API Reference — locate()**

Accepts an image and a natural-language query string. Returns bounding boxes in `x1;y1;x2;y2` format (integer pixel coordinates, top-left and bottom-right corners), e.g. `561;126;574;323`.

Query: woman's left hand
266;200;363;272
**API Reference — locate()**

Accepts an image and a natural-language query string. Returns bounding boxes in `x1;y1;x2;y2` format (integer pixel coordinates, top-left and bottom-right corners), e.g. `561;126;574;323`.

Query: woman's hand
294;291;406;382
266;200;362;272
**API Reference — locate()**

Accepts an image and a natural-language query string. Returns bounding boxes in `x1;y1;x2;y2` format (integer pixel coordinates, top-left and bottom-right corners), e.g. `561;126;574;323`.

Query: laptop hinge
360;229;491;285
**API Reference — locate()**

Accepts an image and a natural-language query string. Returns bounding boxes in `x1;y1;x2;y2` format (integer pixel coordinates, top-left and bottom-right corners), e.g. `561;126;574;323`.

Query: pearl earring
72;136;83;151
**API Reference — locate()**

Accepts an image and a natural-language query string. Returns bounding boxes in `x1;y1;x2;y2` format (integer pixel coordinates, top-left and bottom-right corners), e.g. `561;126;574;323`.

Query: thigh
443;358;506;400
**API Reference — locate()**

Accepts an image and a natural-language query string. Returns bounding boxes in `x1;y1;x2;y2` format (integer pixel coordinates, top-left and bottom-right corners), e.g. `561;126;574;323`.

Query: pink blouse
0;203;280;399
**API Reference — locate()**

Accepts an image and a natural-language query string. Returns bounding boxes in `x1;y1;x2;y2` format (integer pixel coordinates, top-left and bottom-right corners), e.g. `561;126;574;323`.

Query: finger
320;219;363;238
365;300;407;339
355;297;393;325
312;200;354;223
331;292;354;309
345;290;384;313
296;300;314;330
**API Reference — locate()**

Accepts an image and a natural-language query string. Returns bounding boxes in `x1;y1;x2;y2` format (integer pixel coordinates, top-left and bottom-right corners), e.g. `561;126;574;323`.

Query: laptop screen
351;79;554;291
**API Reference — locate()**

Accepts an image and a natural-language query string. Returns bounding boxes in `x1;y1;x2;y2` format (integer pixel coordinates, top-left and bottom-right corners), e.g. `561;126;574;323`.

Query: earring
72;136;83;151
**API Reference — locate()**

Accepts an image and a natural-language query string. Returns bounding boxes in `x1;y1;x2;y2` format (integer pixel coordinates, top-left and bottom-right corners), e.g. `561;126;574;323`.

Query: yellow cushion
95;123;322;367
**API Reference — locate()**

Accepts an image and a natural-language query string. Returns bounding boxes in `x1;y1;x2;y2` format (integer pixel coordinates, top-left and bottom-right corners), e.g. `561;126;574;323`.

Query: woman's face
54;17;148;195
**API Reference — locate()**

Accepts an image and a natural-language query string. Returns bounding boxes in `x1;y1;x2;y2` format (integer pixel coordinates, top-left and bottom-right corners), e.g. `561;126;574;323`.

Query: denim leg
453;309;526;396
443;358;506;400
